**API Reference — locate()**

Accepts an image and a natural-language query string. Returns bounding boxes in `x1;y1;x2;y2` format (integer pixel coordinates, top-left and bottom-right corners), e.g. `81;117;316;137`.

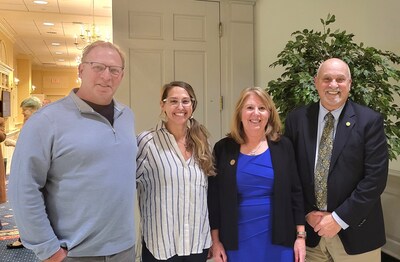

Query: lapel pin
230;159;236;166
346;122;351;127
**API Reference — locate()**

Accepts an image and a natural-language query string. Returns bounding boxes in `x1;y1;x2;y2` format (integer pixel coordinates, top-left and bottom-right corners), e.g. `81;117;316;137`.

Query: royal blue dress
226;149;294;262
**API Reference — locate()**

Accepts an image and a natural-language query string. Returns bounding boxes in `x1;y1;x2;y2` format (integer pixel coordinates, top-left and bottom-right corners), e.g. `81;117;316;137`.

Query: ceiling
0;0;112;69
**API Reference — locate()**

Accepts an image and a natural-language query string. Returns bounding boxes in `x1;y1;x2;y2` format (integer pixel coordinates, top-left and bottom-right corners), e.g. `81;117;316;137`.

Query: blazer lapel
305;103;319;179
330;101;355;170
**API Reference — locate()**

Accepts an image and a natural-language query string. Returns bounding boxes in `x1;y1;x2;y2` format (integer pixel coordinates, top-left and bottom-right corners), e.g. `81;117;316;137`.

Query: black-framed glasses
82;61;124;76
162;97;194;107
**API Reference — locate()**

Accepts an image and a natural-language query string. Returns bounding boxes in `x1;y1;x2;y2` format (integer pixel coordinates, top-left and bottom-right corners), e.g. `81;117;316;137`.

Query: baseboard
382;172;400;260
382;238;400;260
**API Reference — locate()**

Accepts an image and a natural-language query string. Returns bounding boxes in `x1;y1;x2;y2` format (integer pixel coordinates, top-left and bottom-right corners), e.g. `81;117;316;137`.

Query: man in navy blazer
285;58;388;261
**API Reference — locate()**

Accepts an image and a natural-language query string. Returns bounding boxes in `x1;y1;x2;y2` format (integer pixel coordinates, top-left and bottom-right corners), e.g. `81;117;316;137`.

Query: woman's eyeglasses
163;98;194;107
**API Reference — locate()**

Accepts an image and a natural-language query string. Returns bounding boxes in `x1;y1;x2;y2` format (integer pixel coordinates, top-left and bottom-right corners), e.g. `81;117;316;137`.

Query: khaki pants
306;235;380;262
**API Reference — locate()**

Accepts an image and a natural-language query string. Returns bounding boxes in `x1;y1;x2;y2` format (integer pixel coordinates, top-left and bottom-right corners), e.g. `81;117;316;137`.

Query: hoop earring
187;115;193;129
160;111;168;122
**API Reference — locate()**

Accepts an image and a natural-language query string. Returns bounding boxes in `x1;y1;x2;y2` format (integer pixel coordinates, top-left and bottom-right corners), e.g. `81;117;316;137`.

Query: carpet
0;175;39;262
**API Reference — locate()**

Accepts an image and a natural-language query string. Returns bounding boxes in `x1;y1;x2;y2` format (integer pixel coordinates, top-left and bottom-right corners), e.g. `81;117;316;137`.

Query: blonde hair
229;87;282;144
81;40;125;68
161;81;215;176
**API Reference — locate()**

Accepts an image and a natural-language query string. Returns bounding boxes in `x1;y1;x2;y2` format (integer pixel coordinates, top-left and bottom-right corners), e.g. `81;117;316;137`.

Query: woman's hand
211;241;227;262
294;238;306;262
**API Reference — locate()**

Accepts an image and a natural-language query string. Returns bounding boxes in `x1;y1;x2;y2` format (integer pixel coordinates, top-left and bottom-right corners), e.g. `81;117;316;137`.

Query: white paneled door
113;0;221;143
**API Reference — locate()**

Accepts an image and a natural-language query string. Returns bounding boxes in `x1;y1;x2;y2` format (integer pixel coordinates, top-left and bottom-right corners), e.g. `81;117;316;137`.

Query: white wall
254;0;400;171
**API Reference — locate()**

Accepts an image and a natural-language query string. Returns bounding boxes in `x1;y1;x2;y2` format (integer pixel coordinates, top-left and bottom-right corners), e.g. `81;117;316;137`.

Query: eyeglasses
163;97;194;107
82;61;124;76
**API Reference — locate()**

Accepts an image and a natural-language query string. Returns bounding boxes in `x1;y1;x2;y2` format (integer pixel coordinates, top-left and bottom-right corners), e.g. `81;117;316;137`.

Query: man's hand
306;211;324;228
4;138;16;147
44;248;68;262
314;213;341;238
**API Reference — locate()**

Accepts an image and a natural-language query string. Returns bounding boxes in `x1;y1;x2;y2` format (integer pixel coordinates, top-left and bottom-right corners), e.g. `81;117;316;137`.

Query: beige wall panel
130;49;163;132
173;15;205;42
129;12;163;40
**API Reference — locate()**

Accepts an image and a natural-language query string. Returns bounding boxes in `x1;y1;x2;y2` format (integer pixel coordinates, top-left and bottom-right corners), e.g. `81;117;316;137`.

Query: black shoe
6;240;24;249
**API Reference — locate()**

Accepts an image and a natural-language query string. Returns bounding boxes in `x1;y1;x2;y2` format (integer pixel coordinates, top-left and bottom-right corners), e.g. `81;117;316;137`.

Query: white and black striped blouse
136;122;211;260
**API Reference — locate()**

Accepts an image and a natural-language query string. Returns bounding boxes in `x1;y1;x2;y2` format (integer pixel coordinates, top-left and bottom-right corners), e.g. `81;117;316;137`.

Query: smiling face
77;45;124;105
315;58;352;111
161;86;194;129
241;93;270;138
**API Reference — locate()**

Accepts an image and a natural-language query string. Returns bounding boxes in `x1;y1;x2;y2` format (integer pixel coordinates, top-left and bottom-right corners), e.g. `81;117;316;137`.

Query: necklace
249;141;264;156
177;139;191;159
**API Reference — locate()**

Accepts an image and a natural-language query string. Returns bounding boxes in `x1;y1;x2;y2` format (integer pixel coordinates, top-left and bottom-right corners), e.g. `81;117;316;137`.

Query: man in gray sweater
9;41;137;262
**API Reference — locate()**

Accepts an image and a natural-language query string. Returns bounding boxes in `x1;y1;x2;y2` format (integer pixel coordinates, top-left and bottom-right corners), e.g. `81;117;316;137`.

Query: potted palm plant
267;14;400;160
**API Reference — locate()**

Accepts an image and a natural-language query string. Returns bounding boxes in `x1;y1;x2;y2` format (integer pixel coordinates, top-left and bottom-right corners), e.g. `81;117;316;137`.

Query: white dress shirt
316;103;349;229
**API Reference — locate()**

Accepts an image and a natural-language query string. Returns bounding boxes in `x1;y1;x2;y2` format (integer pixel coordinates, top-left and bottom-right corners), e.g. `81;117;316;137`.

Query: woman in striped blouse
136;81;215;262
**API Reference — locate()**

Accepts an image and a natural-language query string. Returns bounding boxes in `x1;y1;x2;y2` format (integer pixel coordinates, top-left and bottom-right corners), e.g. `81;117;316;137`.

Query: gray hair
20;97;42;110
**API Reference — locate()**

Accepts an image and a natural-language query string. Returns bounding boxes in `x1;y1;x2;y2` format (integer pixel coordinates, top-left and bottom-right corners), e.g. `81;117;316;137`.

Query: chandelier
73;0;108;50
74;24;102;50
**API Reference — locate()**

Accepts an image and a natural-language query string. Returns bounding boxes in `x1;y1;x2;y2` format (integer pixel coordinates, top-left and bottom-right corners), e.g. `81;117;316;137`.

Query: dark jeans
142;243;209;262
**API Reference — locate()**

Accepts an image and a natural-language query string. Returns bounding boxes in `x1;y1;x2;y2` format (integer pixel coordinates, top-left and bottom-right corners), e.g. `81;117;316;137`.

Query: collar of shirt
318;102;345;128
315;102;346;166
155;120;167;131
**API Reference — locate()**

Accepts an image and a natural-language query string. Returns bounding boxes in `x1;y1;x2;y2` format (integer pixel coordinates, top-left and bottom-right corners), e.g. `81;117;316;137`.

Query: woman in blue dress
208;87;306;262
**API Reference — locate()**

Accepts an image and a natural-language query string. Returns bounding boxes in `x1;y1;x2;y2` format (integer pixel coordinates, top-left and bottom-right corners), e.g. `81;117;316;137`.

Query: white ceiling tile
0;0;112;68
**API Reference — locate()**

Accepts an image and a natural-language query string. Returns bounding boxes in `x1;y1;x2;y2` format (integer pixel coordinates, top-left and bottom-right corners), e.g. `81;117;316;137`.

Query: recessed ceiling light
58;59;65;62
43;22;54;26
51;42;61;46
33;1;48;4
55;51;63;55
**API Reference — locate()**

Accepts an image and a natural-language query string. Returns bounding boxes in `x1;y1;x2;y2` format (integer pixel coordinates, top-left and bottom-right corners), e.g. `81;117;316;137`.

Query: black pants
142;243;209;262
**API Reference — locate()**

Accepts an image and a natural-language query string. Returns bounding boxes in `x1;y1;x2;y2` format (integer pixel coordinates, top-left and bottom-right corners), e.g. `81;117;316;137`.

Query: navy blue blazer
208;136;305;250
285;100;388;255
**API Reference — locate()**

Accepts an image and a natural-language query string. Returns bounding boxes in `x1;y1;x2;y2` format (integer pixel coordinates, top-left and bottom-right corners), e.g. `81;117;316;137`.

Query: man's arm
8;115;61;260
0;117;6;142
335;113;388;227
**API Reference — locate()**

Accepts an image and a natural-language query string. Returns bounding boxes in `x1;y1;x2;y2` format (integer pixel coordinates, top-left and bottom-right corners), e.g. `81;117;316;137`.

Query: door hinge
220;96;224;111
219;22;223;38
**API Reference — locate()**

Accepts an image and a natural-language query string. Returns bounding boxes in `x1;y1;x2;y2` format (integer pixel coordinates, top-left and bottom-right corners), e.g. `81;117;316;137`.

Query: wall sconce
31;85;36;93
14;77;20;86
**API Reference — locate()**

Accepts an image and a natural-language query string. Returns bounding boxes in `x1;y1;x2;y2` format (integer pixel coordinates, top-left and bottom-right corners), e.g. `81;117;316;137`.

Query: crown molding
0;20;16;43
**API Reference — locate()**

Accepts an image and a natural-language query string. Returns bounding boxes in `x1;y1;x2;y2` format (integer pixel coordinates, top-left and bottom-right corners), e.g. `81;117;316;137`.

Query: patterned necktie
315;112;334;210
